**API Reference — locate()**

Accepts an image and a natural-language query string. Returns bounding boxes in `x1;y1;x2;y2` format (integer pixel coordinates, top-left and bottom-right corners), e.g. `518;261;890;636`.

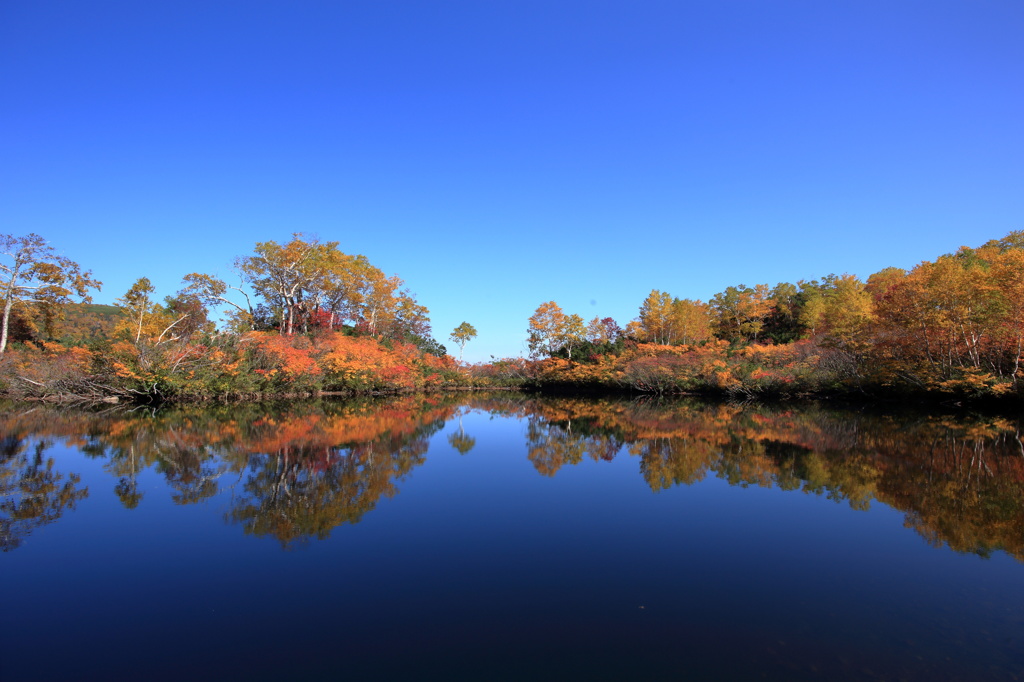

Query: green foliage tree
402;333;447;358
762;282;803;343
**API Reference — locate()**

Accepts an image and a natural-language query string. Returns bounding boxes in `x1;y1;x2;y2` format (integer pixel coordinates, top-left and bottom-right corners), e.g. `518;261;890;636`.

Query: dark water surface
2;394;1023;681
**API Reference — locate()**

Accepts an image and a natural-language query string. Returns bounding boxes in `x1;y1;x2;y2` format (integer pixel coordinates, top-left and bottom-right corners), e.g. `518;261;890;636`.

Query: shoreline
5;380;1020;412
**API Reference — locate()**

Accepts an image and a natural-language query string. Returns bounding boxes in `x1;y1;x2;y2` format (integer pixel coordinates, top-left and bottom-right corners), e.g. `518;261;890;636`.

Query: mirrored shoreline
4;394;1023;558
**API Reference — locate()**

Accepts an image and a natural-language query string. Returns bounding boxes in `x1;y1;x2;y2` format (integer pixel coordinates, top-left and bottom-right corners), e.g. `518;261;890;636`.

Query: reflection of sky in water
2;397;1023;681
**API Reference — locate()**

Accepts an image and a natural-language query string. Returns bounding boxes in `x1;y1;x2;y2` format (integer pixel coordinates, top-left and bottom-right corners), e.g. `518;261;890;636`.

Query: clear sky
2;1;1022;362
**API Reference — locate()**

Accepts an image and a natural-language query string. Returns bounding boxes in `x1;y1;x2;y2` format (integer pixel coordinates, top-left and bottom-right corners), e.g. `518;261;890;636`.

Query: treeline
0;234;464;401
512;231;1024;401
3;230;1024;402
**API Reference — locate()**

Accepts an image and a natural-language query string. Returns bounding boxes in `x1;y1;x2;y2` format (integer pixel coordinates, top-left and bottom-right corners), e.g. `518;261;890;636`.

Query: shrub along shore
0;330;1020;406
0;331;469;403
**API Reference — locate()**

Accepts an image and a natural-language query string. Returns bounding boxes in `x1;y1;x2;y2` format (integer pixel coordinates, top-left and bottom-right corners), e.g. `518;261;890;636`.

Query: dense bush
0;331;468;402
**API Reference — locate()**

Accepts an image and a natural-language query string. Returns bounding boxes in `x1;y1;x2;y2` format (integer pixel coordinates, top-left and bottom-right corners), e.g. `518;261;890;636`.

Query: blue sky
2;1;1022;361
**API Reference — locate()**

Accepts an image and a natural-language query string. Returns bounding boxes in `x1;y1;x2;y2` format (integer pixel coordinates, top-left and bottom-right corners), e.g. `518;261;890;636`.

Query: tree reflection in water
510;396;1024;560
1;394;1023;559
0;427;89;551
447;408;476;455
227;420;439;547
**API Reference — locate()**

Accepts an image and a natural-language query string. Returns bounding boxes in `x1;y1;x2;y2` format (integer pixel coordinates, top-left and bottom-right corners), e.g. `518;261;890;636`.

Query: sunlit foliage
510;231;1024;400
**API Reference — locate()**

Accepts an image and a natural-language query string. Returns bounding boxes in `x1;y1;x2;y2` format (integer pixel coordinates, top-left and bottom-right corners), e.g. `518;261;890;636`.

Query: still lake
2;393;1023;681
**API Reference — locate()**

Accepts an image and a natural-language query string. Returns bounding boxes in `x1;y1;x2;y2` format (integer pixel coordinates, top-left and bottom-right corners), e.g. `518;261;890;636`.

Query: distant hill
55;303;125;343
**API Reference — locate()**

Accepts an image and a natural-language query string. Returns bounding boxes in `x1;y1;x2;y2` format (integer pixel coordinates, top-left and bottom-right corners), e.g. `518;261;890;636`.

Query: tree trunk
0;297;12;355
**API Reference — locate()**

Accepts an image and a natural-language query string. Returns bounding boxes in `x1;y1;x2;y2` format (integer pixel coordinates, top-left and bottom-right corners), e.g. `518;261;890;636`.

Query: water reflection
0;397;456;549
0;426;89;551
226;406;443;547
447;409;476;455
508;396;1024;559
1;395;1023;559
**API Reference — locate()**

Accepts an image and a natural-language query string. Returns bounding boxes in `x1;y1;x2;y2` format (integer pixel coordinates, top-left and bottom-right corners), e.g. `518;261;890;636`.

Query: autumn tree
114;278;157;344
357;269;431;340
234;236;333;335
0;234;101;354
449;322;477;362
114;278;190;345
925;251;997;371
978;230;1024;254
51;304;121;345
527;301;585;359
990;249;1024;383
710;284;773;342
638;290;675;344
891;254;993;376
637;290;715;346
559;313;587;360
224;235;433;340
0;307;37;346
865;267;907;302
162;292;215;341
866;235;1024;388
179;273;256;331
585;317;622;345
527;301;565;358
798;274;875;347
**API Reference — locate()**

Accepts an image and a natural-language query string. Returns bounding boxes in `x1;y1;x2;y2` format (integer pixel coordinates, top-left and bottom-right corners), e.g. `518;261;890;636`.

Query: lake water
2;394;1023;681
